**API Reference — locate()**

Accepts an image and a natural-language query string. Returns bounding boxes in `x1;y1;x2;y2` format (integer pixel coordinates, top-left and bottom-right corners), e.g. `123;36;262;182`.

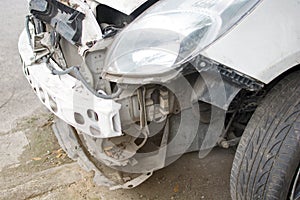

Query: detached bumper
18;30;122;138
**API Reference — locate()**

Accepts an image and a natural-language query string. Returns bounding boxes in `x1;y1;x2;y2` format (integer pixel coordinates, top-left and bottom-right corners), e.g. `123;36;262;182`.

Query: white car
19;0;299;199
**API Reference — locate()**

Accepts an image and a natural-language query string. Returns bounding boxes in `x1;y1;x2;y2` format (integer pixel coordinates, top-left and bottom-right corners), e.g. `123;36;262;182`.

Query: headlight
104;0;260;76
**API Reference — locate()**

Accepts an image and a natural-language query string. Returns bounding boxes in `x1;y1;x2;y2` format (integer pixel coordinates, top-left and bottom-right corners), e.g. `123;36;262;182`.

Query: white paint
202;0;300;83
0;131;29;171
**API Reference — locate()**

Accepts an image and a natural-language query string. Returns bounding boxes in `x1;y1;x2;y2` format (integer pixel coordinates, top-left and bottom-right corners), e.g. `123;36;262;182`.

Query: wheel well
266;64;300;89
221;64;300;145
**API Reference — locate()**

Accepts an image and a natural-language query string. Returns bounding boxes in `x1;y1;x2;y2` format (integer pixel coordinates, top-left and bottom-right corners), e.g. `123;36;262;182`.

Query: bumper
18;30;122;138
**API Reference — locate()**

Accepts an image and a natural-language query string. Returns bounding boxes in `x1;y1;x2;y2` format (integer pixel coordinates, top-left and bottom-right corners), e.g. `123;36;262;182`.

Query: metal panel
18;30;122;138
202;0;300;84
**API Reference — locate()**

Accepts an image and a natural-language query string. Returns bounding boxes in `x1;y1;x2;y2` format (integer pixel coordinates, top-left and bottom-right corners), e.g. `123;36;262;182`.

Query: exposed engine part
217;86;268;148
228;89;268;113
45;64;122;99
137;87;148;128
30;0;85;45
43;31;67;68
115;84;175;128
25;16;120;100
219;137;241;149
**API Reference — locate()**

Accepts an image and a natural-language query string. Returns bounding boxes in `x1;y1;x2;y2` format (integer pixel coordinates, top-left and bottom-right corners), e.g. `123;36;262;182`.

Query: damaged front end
19;0;263;189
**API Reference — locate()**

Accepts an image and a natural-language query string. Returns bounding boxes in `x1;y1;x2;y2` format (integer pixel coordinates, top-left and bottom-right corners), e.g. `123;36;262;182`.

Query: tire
230;71;300;200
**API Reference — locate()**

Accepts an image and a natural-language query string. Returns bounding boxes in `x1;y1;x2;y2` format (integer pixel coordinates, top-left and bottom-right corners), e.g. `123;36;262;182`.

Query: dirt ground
0;1;235;199
0;113;234;200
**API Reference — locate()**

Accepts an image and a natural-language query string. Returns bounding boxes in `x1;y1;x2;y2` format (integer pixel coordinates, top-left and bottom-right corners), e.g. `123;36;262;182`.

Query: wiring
46;56;122;99
28;15;121;100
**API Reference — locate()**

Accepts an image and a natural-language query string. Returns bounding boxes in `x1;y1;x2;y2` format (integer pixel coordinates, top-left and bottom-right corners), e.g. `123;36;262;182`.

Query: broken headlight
104;0;260;76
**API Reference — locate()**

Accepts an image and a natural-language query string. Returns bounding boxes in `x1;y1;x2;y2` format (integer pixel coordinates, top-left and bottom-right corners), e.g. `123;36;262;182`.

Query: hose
26;14;120;99
47;63;122;99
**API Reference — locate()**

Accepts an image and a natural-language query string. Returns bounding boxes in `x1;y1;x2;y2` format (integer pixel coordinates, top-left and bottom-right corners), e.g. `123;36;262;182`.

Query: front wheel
230;71;300;200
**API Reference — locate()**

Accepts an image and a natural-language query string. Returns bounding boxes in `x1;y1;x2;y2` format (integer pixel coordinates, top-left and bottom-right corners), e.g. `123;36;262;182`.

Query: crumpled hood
93;0;148;15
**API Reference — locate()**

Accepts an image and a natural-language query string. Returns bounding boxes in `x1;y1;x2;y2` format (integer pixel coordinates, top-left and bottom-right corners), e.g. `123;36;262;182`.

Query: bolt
86;41;94;48
200;61;206;67
220;140;230;149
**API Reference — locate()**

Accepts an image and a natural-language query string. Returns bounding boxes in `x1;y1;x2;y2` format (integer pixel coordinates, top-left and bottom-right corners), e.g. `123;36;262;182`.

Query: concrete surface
0;1;235;199
0;0;41;133
0;131;29;171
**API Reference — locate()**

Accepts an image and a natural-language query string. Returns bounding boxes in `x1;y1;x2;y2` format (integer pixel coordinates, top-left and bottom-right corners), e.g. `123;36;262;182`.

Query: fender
202;0;300;84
